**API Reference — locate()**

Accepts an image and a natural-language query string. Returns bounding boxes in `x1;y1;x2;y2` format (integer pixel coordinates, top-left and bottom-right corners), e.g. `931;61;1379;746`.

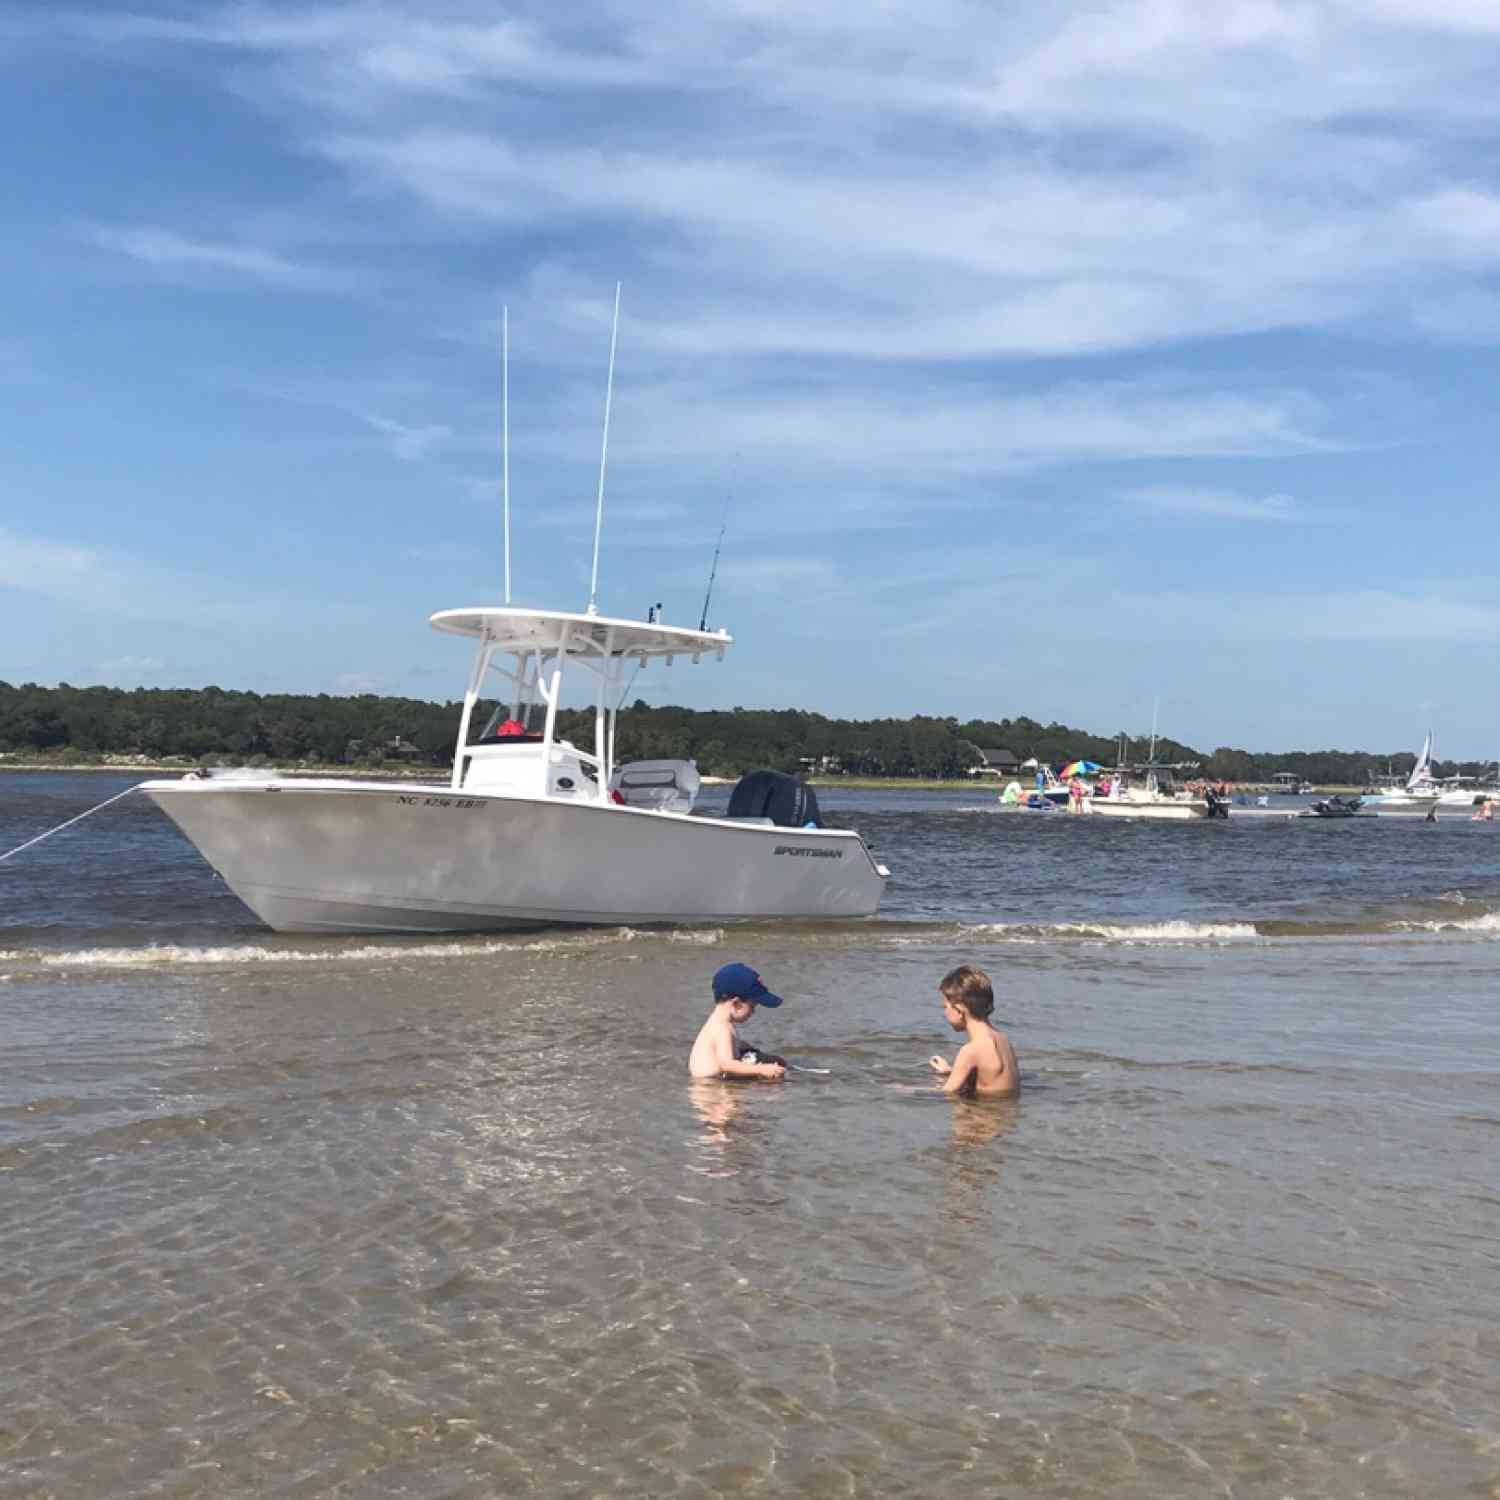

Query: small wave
0;925;727;972
1395;910;1500;936
888;908;1500;946
956;919;1259;946
0;939;528;969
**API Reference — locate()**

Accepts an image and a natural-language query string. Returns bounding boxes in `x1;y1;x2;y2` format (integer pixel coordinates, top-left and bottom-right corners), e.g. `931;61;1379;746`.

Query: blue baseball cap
712;962;783;1007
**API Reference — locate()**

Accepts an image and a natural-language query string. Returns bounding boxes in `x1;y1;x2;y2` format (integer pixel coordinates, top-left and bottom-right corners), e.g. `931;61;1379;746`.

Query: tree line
0;680;1483;785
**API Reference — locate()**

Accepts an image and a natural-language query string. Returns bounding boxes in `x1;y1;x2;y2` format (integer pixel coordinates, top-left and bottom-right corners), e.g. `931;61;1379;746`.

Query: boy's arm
941;1042;978;1095
716;1031;784;1080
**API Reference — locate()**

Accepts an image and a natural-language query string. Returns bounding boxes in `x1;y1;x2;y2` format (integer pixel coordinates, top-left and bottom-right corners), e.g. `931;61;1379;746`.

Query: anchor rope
0;784;143;865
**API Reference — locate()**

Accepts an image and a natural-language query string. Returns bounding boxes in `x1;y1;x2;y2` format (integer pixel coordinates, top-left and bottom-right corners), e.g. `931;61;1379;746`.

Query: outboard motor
727;769;823;828
1205;786;1230;819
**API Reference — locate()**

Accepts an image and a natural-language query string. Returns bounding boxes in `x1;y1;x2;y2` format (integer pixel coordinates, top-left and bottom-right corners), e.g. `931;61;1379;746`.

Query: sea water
2;773;1498;1497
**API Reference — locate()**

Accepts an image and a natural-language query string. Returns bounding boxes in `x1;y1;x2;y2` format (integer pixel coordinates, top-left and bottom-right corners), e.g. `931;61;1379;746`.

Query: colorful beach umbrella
1060;759;1101;778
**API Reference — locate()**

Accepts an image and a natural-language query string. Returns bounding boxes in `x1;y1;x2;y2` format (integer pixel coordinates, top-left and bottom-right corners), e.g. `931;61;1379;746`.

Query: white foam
0;924;727;971
957;919;1259;945
1398;910;1500;936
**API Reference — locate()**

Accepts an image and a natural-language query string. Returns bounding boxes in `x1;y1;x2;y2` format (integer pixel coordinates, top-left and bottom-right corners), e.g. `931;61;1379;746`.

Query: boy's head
939;964;994;1022
713;962;782;1013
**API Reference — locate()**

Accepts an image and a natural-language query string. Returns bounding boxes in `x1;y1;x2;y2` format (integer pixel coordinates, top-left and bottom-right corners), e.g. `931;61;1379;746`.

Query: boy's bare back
929;963;1020;1100
946;1020;1019;1099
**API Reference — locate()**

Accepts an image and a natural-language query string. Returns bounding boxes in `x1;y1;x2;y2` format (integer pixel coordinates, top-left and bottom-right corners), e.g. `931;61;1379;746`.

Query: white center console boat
140;607;889;932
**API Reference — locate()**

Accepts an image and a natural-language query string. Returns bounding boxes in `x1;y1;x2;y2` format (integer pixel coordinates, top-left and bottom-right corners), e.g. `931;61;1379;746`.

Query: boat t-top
140;606;890;932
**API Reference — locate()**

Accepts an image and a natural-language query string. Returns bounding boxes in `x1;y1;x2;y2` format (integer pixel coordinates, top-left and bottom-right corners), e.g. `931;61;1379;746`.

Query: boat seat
608;758;701;814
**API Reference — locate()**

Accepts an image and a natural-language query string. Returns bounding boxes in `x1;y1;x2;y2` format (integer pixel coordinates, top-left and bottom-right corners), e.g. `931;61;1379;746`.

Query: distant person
928;964;1020;1099
688;962;787;1080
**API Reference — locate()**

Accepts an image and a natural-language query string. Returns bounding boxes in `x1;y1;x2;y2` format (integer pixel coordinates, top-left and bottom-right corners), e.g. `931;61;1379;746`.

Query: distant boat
1091;716;1225;821
1437;761;1500;808
1368;731;1443;814
1090;765;1223;821
1297;795;1367;819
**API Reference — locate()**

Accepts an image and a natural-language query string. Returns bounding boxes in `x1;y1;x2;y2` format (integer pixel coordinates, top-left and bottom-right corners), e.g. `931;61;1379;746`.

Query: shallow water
2;773;1499;1496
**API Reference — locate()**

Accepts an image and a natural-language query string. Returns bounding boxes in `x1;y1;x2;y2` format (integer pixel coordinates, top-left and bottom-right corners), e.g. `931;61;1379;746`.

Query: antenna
502;303;511;605
699;515;726;632
587;281;621;617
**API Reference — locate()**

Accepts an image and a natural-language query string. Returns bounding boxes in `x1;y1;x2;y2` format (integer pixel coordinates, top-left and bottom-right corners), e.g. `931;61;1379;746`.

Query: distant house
798;754;844;775
344;735;426;764
969;747;1022;778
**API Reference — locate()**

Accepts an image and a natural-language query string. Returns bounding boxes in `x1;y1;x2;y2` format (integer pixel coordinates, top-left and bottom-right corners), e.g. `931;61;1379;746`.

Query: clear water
2;773;1498;1497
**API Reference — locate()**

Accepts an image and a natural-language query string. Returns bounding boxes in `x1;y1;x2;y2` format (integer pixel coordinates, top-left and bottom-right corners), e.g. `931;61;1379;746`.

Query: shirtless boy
688;962;787;1081
928;964;1019;1099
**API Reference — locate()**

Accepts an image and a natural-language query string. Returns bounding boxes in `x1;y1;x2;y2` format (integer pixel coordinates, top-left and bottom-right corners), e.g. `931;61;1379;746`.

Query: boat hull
140;778;888;933
1088;796;1211;821
1368;794;1441;815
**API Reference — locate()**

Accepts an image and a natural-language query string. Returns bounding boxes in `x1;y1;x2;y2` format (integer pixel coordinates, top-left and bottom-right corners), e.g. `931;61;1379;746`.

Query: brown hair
940;964;994;1019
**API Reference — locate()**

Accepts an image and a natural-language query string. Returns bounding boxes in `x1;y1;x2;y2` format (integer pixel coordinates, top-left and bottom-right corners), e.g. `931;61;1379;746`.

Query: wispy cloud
1121;486;1305;522
333;670;400;695
0;525;271;624
358;413;452;461
86;224;355;291
613;375;1335;476
96;654;168;686
44;2;1500;361
1122;584;1500;642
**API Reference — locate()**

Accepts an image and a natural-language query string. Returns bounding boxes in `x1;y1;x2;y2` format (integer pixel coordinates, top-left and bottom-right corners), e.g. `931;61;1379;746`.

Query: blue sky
4;1;1500;758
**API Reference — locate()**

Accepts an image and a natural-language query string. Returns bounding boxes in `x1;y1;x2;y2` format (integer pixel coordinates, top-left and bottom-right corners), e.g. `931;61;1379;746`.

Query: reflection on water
687;1078;745;1178
933;1099;1019;1240
948;1097;1020;1153
688;1077;742;1134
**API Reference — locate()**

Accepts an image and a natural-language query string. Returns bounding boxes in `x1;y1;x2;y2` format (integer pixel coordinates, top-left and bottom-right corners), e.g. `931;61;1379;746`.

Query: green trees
0;681;1484;783
0;683;460;767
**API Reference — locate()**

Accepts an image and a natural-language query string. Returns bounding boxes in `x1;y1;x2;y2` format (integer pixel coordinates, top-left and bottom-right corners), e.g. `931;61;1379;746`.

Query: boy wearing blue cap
688;962;788;1080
